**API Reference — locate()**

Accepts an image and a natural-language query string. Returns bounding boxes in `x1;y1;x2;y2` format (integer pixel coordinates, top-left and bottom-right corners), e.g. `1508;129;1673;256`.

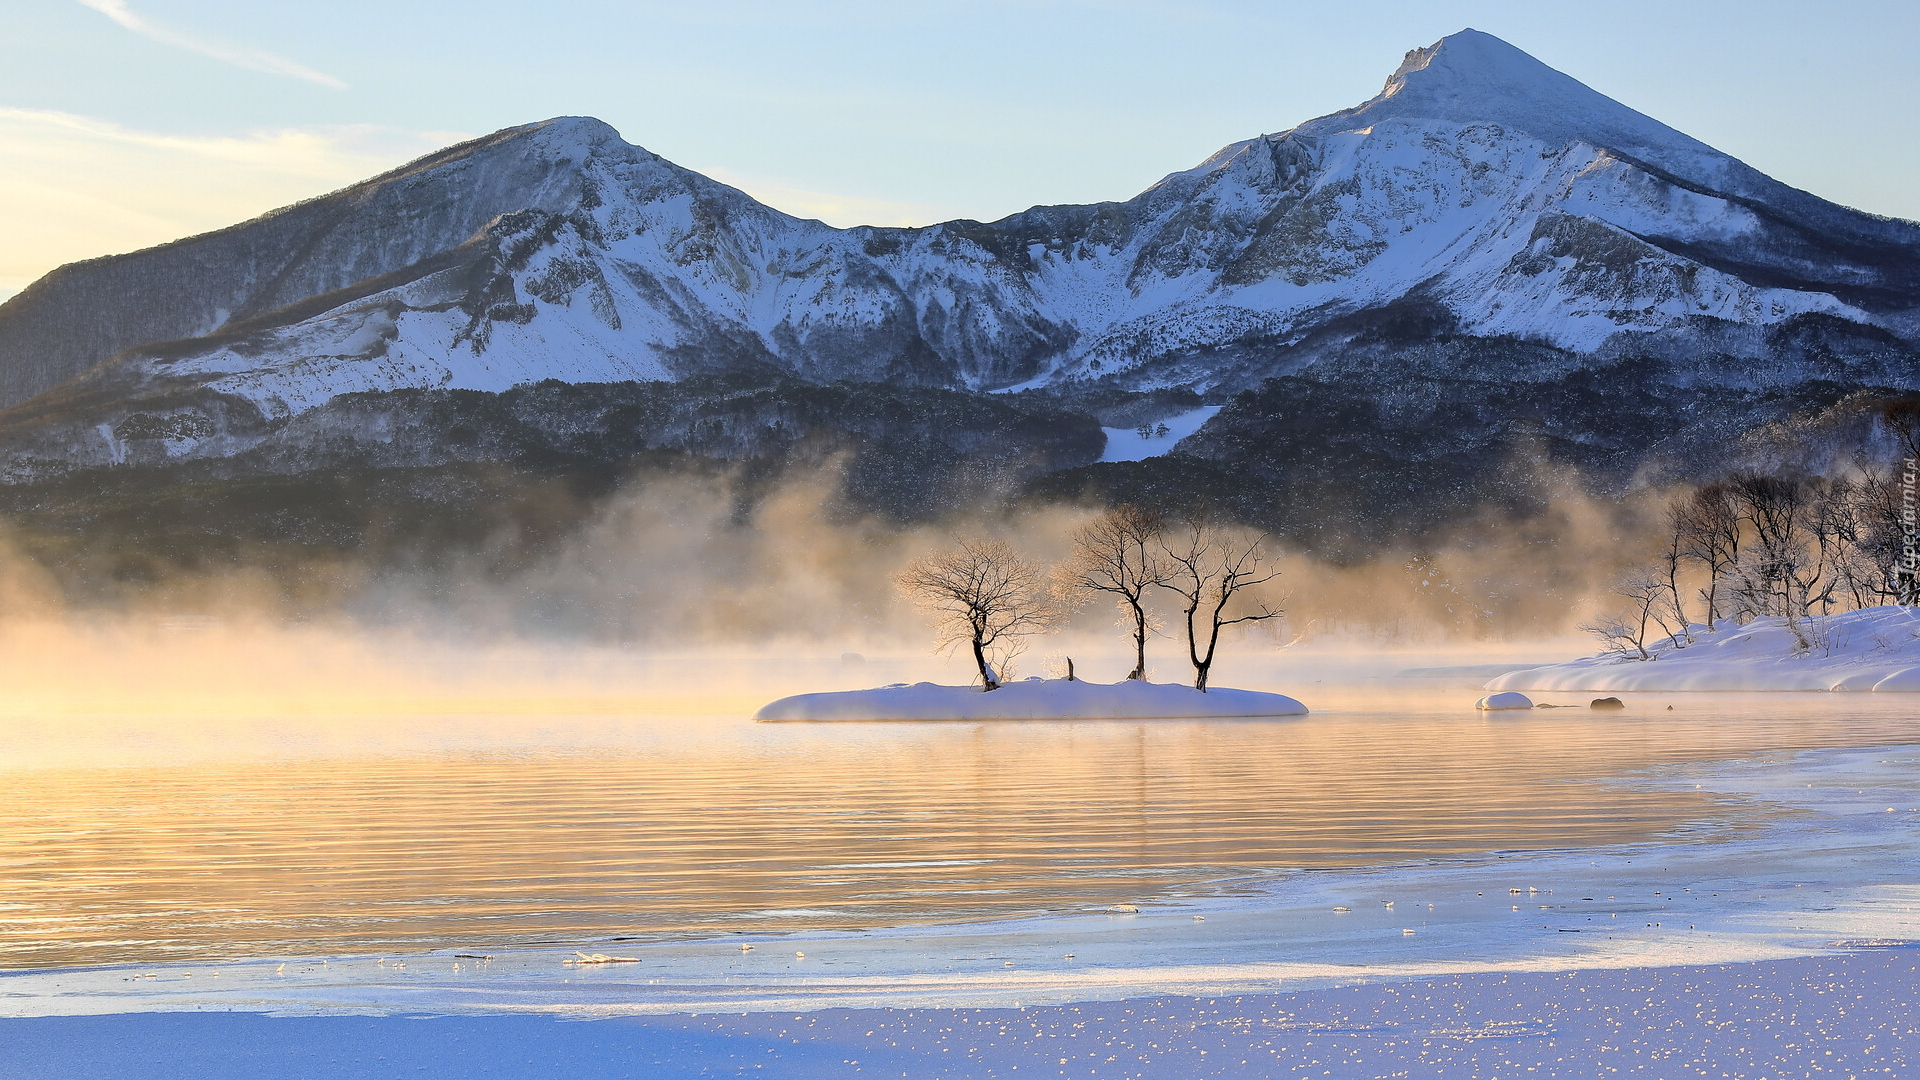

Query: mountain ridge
0;30;1915;535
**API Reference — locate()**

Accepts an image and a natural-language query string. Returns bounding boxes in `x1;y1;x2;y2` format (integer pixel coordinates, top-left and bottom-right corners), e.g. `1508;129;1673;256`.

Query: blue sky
2;0;1916;299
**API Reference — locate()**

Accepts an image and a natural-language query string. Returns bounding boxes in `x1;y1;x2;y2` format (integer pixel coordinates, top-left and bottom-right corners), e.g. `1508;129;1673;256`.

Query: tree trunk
972;636;999;691
1184;605;1206;691
1194;613;1224;692
1127;599;1148;680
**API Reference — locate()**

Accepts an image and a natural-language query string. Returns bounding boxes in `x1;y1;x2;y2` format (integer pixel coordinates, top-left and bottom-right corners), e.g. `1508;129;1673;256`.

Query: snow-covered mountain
0;29;1916;483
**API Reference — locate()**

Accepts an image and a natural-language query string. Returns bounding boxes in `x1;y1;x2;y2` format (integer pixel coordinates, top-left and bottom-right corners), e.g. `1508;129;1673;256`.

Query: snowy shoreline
1490;606;1920;693
754;678;1309;721
11;951;1917;1079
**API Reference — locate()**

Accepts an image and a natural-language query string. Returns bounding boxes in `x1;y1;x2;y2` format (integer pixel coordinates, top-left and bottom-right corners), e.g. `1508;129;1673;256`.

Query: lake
5;654;1916;970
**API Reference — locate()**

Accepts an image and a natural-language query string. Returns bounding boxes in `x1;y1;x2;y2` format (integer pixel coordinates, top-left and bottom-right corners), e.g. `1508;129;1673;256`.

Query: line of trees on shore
895;507;1282;691
1590;409;1920;657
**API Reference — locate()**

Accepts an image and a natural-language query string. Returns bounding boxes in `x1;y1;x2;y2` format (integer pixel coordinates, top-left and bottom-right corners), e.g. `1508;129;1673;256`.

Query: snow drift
1488;606;1920;692
1475;691;1534;710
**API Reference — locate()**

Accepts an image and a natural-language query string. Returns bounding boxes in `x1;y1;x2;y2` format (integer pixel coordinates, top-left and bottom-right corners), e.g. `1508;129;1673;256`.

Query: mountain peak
523;115;625;145
1305;29;1718;175
475;115;631;163
1382;29;1573;103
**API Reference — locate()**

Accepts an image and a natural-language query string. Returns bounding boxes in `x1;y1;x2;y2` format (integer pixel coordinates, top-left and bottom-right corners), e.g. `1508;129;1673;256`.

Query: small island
756;509;1311;721
756;678;1307;721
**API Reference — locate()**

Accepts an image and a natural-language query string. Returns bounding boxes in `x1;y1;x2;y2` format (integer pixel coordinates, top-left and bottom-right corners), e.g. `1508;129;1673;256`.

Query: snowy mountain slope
0;123;606;408
0;29;1916;480
79;116;1079;422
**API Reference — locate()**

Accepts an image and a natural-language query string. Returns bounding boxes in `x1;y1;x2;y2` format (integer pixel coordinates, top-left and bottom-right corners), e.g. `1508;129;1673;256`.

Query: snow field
1096;406;1223;463
7;952;1916;1079
1490;607;1920;693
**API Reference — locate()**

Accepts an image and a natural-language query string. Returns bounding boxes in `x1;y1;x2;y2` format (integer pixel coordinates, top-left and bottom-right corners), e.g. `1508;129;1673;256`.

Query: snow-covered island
797;512;1308;722
1489;606;1920;693
755;678;1308;721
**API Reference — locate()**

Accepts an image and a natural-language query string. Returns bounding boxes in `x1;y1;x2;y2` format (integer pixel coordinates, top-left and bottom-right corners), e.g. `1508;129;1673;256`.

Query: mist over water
407;463;1673;647
0;462;1876;972
0;458;1679;674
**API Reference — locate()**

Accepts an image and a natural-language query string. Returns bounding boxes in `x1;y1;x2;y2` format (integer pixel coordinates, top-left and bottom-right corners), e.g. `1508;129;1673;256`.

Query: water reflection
2;688;1916;968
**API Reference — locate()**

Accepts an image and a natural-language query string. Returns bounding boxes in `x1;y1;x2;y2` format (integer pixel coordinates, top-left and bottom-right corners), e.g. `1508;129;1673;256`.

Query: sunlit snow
1491;606;1920;693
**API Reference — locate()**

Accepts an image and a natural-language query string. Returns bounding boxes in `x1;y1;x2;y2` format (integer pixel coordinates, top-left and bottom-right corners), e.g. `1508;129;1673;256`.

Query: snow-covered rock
1475;691;1534;710
754;678;1309;721
1489;606;1920;692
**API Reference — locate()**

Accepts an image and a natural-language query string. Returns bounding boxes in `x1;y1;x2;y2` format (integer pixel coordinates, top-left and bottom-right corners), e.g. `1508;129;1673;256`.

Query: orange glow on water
3;674;1915;969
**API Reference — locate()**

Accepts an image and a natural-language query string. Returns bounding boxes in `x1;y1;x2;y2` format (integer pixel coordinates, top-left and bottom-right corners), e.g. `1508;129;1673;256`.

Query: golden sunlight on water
3;675;1917;969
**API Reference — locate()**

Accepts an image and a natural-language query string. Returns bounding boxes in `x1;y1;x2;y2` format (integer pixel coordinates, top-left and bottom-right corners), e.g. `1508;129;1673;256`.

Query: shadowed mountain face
0;30;1916;549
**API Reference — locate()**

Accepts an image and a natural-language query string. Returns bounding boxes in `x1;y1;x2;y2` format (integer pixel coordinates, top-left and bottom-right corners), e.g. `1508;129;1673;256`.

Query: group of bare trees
895;507;1282;691
1591;452;1920;657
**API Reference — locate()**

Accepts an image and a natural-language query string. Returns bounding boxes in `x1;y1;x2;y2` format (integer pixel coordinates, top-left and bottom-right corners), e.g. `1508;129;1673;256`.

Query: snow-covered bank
1490;605;1920;692
10;951;1918;1079
754;678;1309;721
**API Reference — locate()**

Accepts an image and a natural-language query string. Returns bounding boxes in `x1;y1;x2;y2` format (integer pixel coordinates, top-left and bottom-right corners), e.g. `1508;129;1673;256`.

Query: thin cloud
0;108;460;294
74;0;347;89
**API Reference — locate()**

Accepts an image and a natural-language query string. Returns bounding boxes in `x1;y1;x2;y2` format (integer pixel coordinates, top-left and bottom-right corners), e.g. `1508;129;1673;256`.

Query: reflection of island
755;678;1308;721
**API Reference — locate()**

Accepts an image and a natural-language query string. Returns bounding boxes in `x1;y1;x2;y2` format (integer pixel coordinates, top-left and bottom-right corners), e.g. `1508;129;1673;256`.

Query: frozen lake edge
8;949;1918;1080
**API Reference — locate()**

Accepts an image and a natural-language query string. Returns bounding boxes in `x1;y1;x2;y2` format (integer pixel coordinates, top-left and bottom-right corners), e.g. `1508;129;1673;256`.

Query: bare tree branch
1154;518;1283;692
1056;505;1170;681
896;538;1056;691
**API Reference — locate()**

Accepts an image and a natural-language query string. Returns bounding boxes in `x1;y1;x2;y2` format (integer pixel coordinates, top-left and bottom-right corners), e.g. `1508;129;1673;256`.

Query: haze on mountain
0;28;1914;553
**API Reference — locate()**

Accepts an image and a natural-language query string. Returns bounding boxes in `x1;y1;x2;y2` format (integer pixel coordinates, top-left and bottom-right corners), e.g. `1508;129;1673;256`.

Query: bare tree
1583;569;1673;660
1805;476;1867;615
1581;611;1649;660
1727;474;1832;648
1728;476;1798;612
1154;519;1284;692
896;539;1056;691
1655;529;1694;646
1855;456;1920;605
1874;401;1920;605
1057;505;1171;681
1884;398;1920;463
1673;484;1741;630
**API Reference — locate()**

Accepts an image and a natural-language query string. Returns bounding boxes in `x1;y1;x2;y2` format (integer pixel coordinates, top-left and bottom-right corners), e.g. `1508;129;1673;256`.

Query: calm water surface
3;676;1917;968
